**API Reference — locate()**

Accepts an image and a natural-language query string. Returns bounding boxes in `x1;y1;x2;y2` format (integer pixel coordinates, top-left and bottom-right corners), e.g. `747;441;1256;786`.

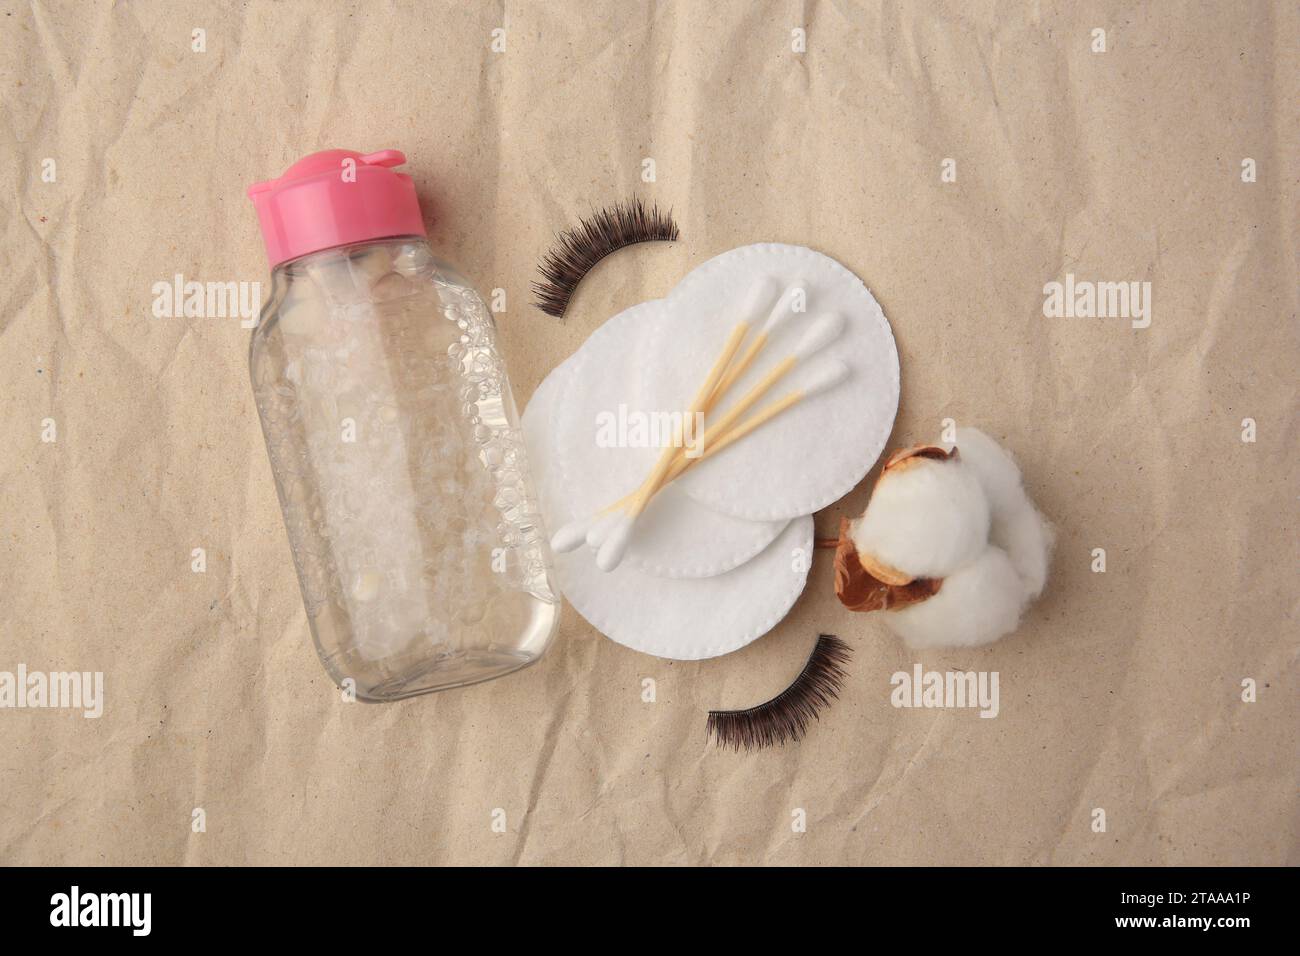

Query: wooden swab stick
551;320;746;554
593;348;794;533
582;281;803;548
591;313;844;564
603;360;851;509
551;278;779;553
638;320;749;491
679;361;851;473
595;313;845;571
587;302;839;537
709;281;806;402
675;312;845;476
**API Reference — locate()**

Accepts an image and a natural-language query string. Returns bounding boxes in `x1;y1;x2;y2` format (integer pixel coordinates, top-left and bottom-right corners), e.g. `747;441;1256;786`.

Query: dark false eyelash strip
532;198;680;318
707;634;852;752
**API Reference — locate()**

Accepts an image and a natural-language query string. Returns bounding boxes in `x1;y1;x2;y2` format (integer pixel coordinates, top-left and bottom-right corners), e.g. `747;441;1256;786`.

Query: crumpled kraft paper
0;0;1295;865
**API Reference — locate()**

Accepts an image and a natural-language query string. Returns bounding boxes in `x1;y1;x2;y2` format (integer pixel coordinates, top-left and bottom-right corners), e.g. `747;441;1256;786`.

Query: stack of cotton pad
522;244;899;660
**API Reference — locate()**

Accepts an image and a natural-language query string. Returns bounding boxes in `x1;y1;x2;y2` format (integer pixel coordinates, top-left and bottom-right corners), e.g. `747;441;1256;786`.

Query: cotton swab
576;283;803;549
594;313;846;572
550;277;778;553
586;311;844;553
551;324;741;552
675;360;851;476
709;281;806;402
550;320;743;553
602;360;851;509
587;310;847;548
584;508;622;547
690;312;845;454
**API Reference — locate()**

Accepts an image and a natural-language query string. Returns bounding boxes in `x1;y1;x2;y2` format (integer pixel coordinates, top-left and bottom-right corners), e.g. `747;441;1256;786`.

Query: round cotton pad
523;362;813;660
551;299;788;579
641;244;899;522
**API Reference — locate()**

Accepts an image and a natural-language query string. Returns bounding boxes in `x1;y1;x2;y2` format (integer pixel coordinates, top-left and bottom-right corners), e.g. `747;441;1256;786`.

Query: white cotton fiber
950;427;1054;600
993;505;1054;601
849;456;990;579
946;427;1024;516
853;427;1053;649
885;547;1025;649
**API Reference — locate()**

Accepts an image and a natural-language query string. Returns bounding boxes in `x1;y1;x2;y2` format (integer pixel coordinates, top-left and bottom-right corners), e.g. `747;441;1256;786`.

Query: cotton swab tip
585;509;623;548
595;516;635;572
803;359;852;396
551;519;590;553
739;275;780;321
759;280;808;336
793;312;845;358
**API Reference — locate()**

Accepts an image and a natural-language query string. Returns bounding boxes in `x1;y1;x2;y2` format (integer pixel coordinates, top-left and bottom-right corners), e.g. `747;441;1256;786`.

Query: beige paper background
1;0;1295;865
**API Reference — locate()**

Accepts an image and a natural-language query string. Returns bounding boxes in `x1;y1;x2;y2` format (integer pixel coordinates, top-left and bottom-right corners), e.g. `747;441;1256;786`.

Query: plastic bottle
247;149;559;700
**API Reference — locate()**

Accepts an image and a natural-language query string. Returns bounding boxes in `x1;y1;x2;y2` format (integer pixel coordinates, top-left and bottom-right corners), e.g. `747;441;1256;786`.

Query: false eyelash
707;634;852;752
532;198;680;318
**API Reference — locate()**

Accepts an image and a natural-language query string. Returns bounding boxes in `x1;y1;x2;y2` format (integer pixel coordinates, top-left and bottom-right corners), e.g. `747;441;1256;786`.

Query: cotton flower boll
950;427;1054;600
884;547;1024;649
849;454;990;580
835;428;1054;649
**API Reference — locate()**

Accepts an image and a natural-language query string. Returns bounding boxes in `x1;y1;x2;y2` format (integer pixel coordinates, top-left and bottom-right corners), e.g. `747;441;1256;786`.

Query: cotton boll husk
850;456;990;579
950;427;1054;600
884;546;1025;649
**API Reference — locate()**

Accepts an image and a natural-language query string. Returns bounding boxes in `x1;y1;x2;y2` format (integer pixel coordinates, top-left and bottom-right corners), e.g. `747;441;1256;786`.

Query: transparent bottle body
249;238;560;700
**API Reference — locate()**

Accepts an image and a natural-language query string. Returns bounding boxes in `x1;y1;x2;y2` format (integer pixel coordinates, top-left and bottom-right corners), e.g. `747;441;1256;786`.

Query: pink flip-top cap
248;149;428;266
